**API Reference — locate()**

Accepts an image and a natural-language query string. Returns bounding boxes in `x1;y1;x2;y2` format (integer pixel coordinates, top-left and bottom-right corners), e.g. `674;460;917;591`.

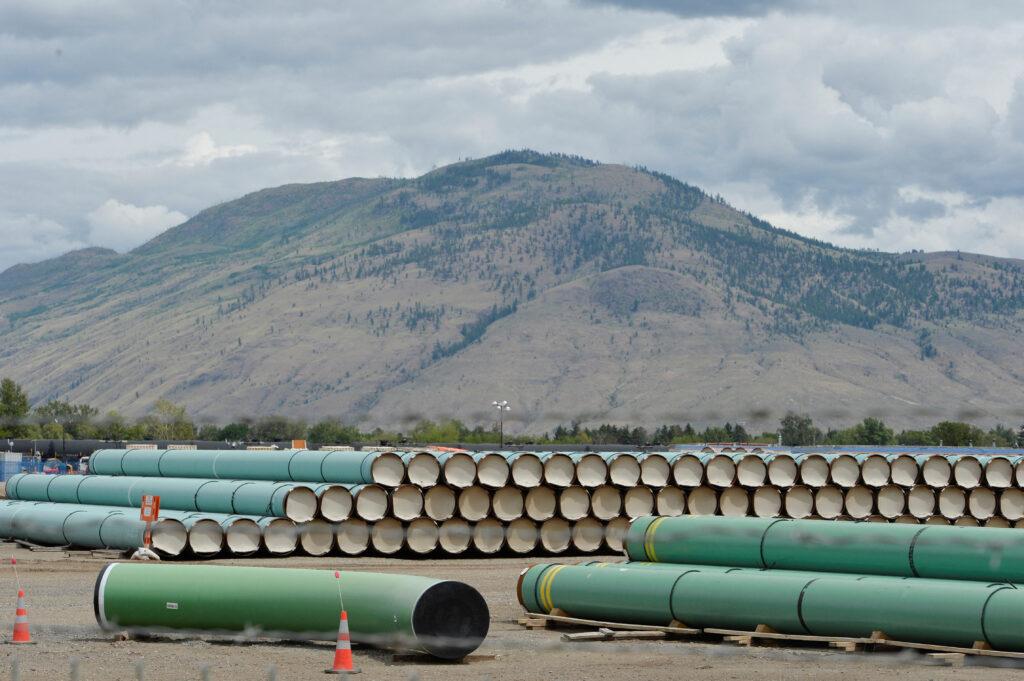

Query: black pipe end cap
411;580;489;659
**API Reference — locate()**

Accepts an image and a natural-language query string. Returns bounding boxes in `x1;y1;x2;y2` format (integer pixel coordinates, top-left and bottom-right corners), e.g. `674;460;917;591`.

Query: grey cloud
895;199;947;222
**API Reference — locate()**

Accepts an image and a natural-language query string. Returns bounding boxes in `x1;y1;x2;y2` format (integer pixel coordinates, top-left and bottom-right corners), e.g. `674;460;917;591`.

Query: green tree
896;429;935;446
930;421;980;447
308;418;360;444
853;417;894;445
779;412;822;446
251;415;306;442
97;410;133;440
34;400;99;439
218;422;252;442
0;378;32;437
138;399;195;440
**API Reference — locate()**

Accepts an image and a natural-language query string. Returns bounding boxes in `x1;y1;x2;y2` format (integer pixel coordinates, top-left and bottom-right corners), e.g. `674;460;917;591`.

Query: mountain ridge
2;150;1023;434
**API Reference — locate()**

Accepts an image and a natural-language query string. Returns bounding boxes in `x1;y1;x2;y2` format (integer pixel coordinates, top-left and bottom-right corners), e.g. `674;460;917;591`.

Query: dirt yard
0;544;1021;681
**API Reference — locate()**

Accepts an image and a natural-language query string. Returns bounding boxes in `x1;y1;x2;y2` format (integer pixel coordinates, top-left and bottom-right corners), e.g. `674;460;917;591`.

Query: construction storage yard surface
0;546;1019;681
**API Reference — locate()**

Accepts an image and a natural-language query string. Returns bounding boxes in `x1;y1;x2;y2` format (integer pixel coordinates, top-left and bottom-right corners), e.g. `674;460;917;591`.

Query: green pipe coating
625;515;1024;583
95;563;489;658
517;561;1024;650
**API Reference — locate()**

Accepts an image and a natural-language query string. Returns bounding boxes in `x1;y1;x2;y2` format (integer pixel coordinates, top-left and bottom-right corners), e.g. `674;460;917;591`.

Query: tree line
1;378;1021;448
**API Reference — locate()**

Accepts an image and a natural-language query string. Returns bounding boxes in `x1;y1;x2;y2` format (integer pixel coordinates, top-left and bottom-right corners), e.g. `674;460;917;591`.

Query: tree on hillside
779;412;821;446
138;399;195;440
34;400;99;439
308;418;360;444
930;421;982;447
0;378;32;437
854;417;894;445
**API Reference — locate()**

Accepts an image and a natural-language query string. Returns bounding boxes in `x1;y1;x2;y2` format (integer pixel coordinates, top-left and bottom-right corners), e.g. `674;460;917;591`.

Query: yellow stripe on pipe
540;565;566;613
645;516;668;562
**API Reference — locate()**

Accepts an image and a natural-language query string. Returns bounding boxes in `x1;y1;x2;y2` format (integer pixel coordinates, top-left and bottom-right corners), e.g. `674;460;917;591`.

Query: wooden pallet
519;613;1024;663
517;611;700;637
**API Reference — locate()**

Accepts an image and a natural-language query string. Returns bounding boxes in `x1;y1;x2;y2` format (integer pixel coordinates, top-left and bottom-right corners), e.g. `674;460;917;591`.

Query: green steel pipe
0;499;187;556
502;452;544;488
517;561;1024;650
7;473;318;522
89;449;406;487
94;563;489;658
626;515;1024;583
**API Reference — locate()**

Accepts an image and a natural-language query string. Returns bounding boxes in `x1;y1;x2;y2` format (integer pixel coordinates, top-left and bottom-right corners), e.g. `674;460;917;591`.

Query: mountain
2;150;1024;435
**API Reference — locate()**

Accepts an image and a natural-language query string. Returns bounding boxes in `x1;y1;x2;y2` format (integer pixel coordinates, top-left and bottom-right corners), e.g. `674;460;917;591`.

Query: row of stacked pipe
2;445;1024;558
519;514;1024;652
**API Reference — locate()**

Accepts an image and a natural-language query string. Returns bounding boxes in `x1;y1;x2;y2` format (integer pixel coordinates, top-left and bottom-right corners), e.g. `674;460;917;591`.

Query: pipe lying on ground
813;485;844;519
438;518;471;555
985;456;1019;489
6;473;319;522
472;518;505;554
886;454;919;487
95;563;489;659
540;518;571;553
259;517;299;556
783;485;814;518
507;518;538;554
335;519;370;555
604;517;630;552
953;456;984;490
516;561;1024;651
701;453;735;488
718;488;749;517
843;486;874;519
0;499;187;557
918;454;952;487
298;519;334;556
221;516;261;556
370;518;404;555
795;454;829;487
733;455;766;488
875;485;906;519
625;515;1024;583
406;518;440;555
571;518;604;552
89;449;406;487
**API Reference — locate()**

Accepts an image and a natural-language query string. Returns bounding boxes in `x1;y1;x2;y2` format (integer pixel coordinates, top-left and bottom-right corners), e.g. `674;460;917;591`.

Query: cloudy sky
4;0;1024;272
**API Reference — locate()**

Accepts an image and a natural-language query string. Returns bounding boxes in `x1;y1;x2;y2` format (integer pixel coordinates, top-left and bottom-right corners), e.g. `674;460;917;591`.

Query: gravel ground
0;544;1021;680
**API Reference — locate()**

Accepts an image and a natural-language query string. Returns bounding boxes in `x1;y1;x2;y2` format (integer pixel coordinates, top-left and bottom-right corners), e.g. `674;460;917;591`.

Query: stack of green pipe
95;563;489;659
517;561;1024;650
6;473;318;522
0;499;188;556
89;448;406;487
625;515;1024;582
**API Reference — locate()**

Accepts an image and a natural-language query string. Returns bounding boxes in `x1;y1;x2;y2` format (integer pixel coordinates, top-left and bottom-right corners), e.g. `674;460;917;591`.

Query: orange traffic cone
12;589;31;643
324;610;360;674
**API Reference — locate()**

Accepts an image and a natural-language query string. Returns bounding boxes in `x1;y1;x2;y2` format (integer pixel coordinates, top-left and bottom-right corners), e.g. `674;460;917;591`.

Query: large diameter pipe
517;562;1024;651
764;453;797;487
985;456;1020;489
505;453;543;488
626;515;1024;583
886;454;919;487
638;453;670;487
89;449;407;487
95;563;489;659
541;453;575;488
568;453;608;488
600;453;641;488
670;453;703;487
402;452;441;488
828;454;860;488
733;455;766;488
0;499;186;557
8;474;319;522
854;453;890;488
473;453;510;489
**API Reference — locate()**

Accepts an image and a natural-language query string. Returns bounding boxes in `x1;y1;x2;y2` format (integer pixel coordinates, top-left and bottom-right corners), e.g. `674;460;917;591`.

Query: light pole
491;400;510;448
